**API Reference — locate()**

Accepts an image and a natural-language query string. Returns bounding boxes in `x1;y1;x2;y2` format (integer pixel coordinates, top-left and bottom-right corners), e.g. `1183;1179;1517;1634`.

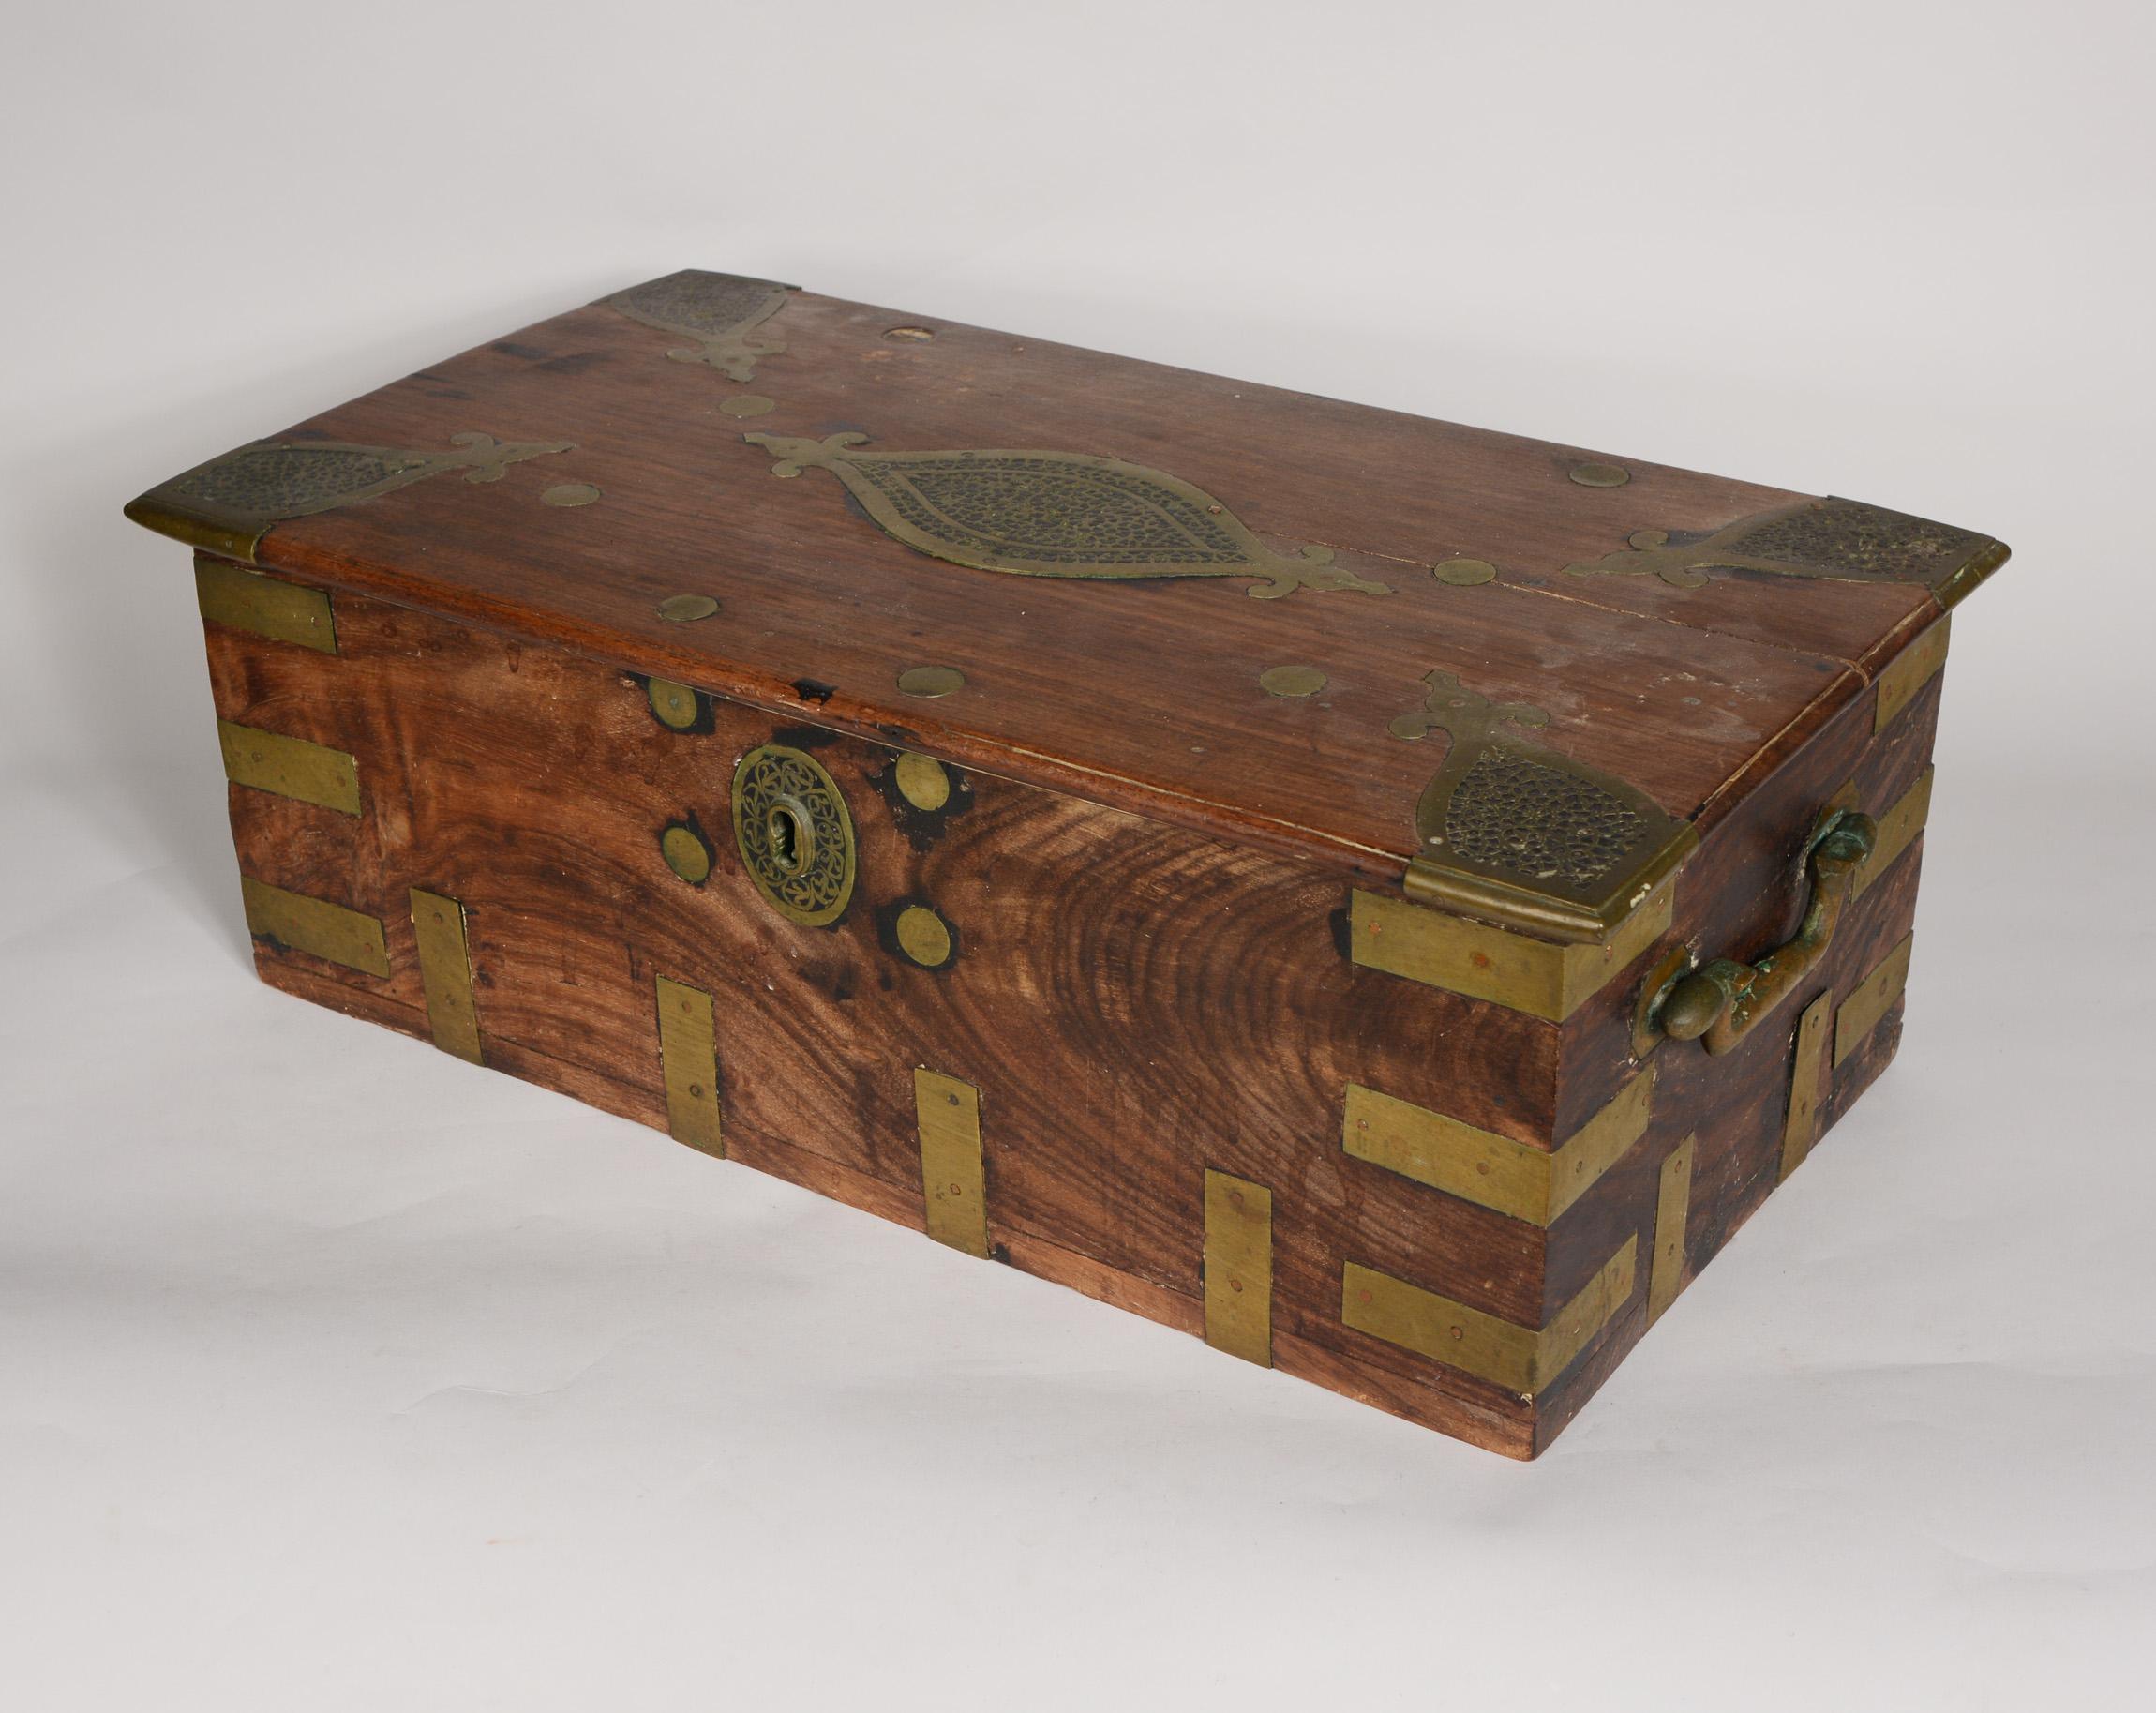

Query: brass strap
195;557;336;652
1203;1169;1273;1366
1343;1068;1653;1226
915;1070;989;1257
239;877;387;977
1342;1238;1638;1395
1853;768;1933;900
654;976;723;1156
1875;615;1950;732
1648;1135;1695;1325
217;721;360;815
1836;934;1914;1067
410;889;482;1064
1780;991;1837;1180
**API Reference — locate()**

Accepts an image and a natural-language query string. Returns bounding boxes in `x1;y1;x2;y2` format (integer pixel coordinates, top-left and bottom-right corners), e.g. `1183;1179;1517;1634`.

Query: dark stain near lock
1326;902;1354;960
790;678;838;705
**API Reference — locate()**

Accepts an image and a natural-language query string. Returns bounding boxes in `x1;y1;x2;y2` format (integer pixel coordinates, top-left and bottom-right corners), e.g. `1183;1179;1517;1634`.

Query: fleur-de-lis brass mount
745;431;1389;601
1563;496;2008;607
123;431;576;564
1389;669;1696;941
602;269;795;383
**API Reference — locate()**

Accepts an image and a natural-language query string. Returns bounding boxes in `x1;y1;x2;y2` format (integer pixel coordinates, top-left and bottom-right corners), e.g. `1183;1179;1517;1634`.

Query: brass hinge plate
1343;1068;1653;1226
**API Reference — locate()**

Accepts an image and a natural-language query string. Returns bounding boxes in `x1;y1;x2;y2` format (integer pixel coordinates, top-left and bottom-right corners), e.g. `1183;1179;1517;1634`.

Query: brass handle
1654;810;1877;1055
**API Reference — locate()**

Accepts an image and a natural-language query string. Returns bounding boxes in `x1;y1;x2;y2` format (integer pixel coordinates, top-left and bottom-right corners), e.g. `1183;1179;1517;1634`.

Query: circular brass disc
661;824;711;884
648;677;700;729
1258;664;1327;699
897;665;966;699
1568;462;1631;488
656;594;720;623
719;396;775;418
1433;557;1497;586
542;482;603;507
896;905;953;968
893;752;951;811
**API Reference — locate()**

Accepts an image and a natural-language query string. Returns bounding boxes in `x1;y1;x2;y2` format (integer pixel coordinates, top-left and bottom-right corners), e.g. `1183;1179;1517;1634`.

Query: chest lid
126;269;2006;944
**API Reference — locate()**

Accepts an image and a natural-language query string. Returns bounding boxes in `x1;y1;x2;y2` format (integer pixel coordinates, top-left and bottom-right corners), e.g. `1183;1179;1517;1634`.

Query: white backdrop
5;4;2151;1707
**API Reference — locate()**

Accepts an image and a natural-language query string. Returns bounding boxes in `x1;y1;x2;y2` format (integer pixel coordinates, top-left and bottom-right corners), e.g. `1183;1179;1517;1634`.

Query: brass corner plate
127;432;575;563
654;975;724;1156
410;889;482;1064
1389;668;1698;941
1343;1068;1653;1227
239;877;389;978
1875;615;1952;732
1203;1169;1273;1366
914;1069;989;1257
746;430;1389;601
602;270;796;381
1562;496;2007;604
1342;1237;1638;1397
1350;880;1673;1022
195;558;337;652
217;721;361;815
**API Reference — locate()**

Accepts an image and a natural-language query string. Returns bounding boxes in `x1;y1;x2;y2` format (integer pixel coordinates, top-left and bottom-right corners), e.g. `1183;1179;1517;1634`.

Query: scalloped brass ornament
603;269;795;382
746;431;1389;601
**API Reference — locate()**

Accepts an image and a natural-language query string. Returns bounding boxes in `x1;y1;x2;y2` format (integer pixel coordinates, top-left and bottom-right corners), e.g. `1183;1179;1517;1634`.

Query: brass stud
1258;664;1327;699
894;752;951;811
1568;462;1630;488
541;482;603;506
896;905;953;968
647;677;700;729
655;594;720;623
719;396;775;418
661;824;712;884
897;665;965;698
1433;557;1497;586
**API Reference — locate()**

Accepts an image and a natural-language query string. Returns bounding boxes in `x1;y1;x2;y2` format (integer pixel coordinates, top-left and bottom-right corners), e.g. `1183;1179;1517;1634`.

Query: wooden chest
125;270;2004;1458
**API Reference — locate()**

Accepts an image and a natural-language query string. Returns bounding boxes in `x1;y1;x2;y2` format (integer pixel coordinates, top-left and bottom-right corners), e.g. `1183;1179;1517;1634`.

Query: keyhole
767;804;812;877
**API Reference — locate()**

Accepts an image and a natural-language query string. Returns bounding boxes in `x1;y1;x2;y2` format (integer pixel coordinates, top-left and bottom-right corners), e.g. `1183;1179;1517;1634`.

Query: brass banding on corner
654;975;723;1155
217;721;360;815
410;889;482;1064
1648;1134;1695;1325
1836;934;1913;1066
1875;616;1950;733
195;558;337;652
239;877;387;977
915;1069;988;1257
1203;1169;1273;1366
1342;1239;1637;1395
1343;1069;1653;1226
1349;883;1673;1021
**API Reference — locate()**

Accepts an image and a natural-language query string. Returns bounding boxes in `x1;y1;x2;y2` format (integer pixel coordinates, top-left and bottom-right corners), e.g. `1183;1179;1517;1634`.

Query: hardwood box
126;271;2004;1458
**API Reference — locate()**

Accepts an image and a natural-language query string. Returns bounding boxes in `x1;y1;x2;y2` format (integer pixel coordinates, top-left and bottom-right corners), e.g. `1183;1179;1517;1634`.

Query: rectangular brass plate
410;889;482;1064
915;1069;989;1257
653;976;723;1155
1648;1134;1695;1325
1342;1238;1638;1396
239;876;388;977
195;557;337;653
217;720;360;815
1342;1068;1653;1226
1780;990;1837;1180
1349;882;1673;1022
1203;1169;1273;1366
1836;933;1913;1067
1875;614;1950;732
1854;767;1933;900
